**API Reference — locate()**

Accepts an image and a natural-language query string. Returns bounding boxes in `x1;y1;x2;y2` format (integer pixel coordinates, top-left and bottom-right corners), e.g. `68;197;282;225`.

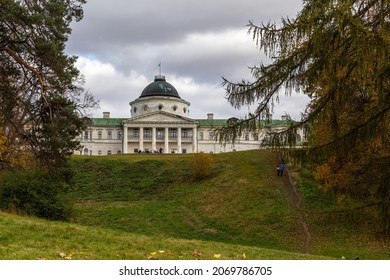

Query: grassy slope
0;212;329;260
1;150;388;259
69;151;302;252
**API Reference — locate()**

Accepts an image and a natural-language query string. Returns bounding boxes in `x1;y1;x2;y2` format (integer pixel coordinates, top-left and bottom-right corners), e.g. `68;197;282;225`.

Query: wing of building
75;75;304;155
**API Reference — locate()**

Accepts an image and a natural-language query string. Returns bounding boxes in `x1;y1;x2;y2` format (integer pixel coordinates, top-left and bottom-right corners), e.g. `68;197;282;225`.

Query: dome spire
158;61;162;76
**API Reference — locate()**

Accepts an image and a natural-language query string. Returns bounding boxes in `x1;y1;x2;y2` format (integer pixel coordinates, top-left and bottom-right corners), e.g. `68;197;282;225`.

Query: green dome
140;75;180;98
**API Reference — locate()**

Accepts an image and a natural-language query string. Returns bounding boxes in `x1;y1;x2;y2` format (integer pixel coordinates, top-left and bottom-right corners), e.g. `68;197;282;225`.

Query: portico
122;112;198;153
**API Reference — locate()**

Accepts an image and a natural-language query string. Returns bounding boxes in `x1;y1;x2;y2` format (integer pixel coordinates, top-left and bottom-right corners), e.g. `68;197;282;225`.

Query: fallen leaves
58;251;85;260
147;249;165;260
213;253;221;259
192;249;202;258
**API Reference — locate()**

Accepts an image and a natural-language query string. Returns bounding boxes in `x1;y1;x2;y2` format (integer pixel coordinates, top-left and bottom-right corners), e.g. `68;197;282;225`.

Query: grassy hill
0;150;388;259
0;212;329;260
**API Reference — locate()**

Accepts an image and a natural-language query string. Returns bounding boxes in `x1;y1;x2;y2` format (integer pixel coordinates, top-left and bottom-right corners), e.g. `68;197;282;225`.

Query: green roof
196;119;228;127
91;118;126;127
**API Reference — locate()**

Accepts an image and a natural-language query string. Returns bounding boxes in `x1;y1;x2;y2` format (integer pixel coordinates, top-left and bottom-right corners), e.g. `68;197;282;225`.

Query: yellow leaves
147;249;165;260
191;152;214;180
58;251;85;260
59;252;74;260
145;248;247;260
213;253;221;259
0;125;34;169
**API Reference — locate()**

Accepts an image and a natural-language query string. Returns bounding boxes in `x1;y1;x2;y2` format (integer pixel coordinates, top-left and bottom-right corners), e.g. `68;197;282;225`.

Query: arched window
158;104;163;110
107;150;112;155
98;150;102;155
83;148;88;155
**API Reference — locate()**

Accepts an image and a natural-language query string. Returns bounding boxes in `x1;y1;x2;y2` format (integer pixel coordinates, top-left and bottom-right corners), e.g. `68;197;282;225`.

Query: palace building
76;75;301;155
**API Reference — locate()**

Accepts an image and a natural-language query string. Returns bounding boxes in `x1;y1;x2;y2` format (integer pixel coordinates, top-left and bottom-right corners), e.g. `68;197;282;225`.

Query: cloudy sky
65;0;310;120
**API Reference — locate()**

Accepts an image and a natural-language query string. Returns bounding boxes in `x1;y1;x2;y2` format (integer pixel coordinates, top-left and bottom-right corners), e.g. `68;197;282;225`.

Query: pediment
124;111;197;124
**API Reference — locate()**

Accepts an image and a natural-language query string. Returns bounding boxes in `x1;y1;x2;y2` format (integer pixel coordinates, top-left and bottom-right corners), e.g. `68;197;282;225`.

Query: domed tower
130;75;191;117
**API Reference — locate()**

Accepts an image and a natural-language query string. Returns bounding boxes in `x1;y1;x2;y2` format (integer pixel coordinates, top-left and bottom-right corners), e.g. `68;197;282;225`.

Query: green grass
1;150;389;259
0;212;330;260
69;151;301;252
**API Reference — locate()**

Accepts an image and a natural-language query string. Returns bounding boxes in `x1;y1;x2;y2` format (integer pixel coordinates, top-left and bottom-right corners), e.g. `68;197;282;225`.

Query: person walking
279;163;285;176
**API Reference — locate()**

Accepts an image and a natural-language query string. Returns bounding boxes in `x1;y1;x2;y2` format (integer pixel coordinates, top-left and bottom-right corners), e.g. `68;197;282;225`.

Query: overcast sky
65;0;309;120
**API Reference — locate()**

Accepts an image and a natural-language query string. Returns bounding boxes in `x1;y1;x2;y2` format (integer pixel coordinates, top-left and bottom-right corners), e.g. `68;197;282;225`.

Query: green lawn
0;150;388;259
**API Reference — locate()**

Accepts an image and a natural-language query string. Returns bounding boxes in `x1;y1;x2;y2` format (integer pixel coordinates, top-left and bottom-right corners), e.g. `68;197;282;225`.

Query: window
182;149;187;154
182;129;188;138
133;107;137;113
254;134;259;141
172;105;177;111
157;129;164;139
117;131;122;140
134;149;139;153
98;131;102;140
144;128;151;138
107;150;112;155
183;107;187;113
107;131;112;140
245;134;249;141
98;150;102;155
199;132;204;140
209;131;214;140
133;128;139;137
158;104;163;110
83;148;88;155
117;150;121;154
143;105;148;111
170;129;177;138
84;131;89;140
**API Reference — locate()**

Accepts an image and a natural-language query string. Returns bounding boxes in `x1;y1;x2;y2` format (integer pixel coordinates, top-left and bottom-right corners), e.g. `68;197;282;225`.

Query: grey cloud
67;0;307;120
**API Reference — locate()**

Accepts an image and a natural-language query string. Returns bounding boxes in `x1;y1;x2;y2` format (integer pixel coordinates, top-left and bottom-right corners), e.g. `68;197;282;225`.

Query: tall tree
0;0;95;168
217;0;389;234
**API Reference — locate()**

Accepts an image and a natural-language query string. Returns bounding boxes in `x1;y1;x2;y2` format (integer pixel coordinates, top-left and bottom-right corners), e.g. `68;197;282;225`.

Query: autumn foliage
191;152;214;180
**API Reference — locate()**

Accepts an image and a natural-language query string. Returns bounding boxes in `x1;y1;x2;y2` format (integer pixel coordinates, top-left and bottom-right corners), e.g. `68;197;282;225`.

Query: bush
0;167;73;220
191;152;214;180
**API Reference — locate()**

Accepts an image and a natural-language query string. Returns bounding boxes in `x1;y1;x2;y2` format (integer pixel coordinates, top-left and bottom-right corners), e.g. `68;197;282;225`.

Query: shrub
191;152;214;180
0;167;73;220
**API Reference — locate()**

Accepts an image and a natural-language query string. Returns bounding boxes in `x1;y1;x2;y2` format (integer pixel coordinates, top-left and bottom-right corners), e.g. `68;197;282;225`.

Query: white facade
76;75;302;155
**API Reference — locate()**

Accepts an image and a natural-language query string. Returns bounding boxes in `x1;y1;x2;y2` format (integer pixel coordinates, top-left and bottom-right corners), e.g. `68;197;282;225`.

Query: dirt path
284;166;312;254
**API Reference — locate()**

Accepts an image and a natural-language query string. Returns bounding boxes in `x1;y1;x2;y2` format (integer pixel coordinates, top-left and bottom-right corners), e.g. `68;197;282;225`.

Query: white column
139;127;144;152
164;127;169;154
192;126;197;153
152;127;157;152
177;127;182;154
123;126;128;154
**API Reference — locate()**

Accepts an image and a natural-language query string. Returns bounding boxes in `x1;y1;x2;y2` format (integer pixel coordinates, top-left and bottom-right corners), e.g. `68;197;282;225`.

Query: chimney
207;113;214;120
103;112;110;119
